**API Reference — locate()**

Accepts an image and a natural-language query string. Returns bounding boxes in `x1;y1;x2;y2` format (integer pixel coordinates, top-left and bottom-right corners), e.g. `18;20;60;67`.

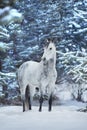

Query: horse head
42;41;56;66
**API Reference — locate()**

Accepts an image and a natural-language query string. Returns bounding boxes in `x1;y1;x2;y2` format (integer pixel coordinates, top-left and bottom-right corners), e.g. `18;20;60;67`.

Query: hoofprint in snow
0;101;87;130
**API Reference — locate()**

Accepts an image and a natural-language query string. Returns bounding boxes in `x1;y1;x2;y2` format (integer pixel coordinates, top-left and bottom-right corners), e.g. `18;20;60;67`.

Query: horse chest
40;68;54;83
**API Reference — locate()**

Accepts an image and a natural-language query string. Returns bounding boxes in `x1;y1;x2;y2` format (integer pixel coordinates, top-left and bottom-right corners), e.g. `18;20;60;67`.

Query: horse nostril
43;57;46;61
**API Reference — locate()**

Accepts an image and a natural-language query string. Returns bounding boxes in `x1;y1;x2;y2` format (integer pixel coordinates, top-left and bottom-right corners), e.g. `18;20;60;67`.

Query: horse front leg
23;99;25;112
48;93;52;111
28;95;32;110
39;93;43;112
22;94;26;112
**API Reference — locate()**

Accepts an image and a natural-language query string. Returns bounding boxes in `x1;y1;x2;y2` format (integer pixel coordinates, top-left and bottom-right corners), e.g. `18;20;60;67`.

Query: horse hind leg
21;94;25;112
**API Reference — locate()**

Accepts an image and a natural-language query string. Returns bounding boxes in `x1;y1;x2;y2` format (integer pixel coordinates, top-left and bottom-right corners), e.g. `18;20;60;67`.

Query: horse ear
46;38;52;43
46;38;54;45
46;39;50;43
44;38;54;48
44;39;49;48
45;38;51;47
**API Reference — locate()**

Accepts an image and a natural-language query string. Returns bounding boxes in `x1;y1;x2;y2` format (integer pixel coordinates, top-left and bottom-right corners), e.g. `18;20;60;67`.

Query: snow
73;28;87;34
0;101;87;130
0;8;23;25
69;21;81;28
58;91;72;101
82;91;87;102
0;42;10;52
0;72;16;77
0;7;10;16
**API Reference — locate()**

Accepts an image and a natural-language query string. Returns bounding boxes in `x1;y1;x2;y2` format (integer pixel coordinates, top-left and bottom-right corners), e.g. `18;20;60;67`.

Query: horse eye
49;47;52;50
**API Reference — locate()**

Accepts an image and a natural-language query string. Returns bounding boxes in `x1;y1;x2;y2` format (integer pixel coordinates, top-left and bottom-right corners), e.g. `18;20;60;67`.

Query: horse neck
43;56;56;71
49;58;56;70
51;52;56;69
40;50;56;69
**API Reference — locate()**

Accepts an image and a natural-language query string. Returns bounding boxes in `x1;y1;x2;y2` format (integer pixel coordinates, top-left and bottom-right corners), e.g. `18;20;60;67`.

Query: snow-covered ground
0;101;87;130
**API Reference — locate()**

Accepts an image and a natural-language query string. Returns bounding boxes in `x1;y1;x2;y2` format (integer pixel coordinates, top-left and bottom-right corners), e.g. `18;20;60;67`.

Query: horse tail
25;85;29;100
25;85;32;110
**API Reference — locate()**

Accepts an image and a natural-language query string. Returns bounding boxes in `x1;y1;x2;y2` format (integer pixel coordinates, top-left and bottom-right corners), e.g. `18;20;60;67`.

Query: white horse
17;41;57;112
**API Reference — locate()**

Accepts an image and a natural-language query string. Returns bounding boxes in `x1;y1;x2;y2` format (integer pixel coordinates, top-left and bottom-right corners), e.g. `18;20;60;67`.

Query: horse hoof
39;109;42;112
48;108;52;112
